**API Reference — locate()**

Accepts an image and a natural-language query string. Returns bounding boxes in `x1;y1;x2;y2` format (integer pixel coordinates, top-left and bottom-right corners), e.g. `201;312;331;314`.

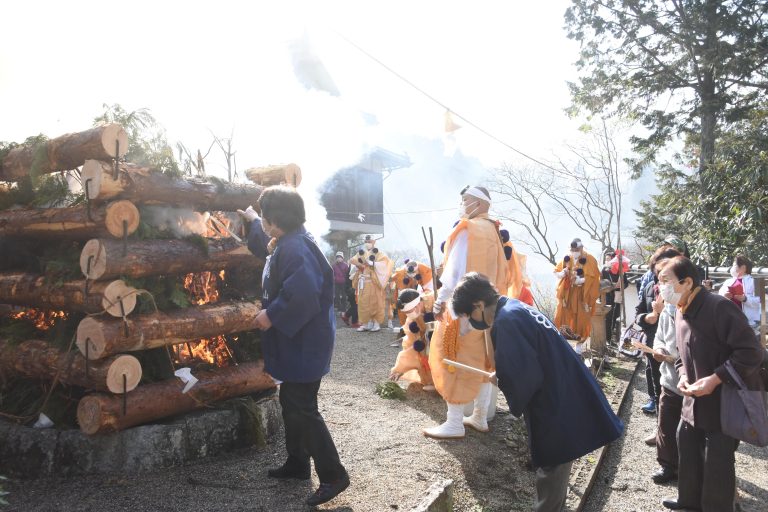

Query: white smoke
142;206;210;238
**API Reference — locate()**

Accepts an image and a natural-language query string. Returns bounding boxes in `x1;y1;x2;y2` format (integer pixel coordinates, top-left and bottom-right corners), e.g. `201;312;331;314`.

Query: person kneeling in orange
389;288;436;390
390;259;434;331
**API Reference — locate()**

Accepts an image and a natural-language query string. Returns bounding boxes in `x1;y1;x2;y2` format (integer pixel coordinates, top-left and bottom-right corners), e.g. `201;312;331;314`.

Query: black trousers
345;287;358;323
279;380;346;483
656;386;683;470
645;354;662;402
334;284;347;311
676;420;739;511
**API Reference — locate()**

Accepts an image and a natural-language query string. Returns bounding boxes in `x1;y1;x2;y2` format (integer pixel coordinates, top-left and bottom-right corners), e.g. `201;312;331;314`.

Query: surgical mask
365;243;373;251
468;310;490;330
405;309;420;321
570;251;581;261
730;265;740;278
659;283;682;305
459;201;480;219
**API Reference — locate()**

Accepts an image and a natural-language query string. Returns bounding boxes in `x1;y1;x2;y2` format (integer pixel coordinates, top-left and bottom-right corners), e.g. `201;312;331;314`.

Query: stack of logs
0;124;300;435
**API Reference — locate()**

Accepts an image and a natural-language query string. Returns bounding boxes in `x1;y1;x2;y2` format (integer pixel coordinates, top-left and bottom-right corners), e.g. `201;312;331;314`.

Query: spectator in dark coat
246;186;349;507
661;256;764;512
452;273;624;512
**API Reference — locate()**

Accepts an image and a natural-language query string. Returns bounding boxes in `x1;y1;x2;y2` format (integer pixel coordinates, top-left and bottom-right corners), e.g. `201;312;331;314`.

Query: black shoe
662;497;700;510
652;467;678;484
267;462;311;480
305;473;350;506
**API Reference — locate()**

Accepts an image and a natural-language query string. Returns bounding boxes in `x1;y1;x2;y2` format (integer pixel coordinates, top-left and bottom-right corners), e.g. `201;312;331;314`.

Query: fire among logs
0;339;141;393
77;360;275;435
0;124;128;182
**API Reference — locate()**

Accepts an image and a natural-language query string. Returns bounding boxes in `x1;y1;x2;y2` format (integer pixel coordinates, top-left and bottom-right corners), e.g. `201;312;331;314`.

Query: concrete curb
0;391;281;478
409;478;454;512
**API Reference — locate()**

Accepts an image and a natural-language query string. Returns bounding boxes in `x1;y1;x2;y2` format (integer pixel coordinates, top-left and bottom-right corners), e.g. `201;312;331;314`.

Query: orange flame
177;336;231;367
10;309;67;330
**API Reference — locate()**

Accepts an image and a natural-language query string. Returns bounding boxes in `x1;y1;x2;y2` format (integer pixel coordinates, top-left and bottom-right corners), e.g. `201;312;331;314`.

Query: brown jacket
675;288;764;432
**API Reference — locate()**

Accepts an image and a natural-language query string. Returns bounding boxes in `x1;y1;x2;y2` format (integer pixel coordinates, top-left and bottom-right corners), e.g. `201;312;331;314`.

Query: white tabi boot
423;402;466;439
387;319;393;329
463;382;492;433
370;321;381;332
357;321;371;332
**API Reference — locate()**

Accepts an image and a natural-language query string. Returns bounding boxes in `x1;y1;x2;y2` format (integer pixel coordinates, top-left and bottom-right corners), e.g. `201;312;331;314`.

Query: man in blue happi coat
450;272;624;512
241;185;349;507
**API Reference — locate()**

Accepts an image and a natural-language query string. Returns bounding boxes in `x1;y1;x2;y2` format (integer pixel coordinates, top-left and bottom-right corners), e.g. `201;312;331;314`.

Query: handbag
617;323;644;358
720;359;768;447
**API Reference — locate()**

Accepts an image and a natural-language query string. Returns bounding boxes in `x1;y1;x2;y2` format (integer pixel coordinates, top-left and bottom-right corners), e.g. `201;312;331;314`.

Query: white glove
583;302;591;313
236;205;259;222
368;259;375;266
433;301;443;316
574;276;585;286
554;269;567;279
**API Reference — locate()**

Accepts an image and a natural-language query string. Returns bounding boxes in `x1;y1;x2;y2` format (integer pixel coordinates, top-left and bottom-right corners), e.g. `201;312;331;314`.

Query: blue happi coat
491;297;624;468
248;222;336;383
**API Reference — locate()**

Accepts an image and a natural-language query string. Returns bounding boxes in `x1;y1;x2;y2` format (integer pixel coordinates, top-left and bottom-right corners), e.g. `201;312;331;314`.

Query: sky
0;1;649;277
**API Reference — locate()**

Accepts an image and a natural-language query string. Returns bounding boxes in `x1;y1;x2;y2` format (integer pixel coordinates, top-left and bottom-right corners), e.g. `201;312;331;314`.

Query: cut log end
101;280;137;318
80;239;108;280
77;395;113;435
106;355;142;394
76;316;108;360
245;163;302;187
100;124;129;158
104;200;140;238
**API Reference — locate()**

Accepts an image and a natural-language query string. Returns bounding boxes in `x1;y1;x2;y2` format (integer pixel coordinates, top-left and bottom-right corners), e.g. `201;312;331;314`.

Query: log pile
0;123;278;435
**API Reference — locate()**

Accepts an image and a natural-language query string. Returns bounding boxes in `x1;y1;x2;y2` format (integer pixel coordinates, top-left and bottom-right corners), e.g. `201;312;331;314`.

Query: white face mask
659;282;682;305
570;251;581;261
730;265;740;278
365;243;373;251
405;309;420;321
459;200;480;219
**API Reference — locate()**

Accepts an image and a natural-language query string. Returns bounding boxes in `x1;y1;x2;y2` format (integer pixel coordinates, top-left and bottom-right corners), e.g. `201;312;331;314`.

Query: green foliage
375;381;406;400
123;275;191;312
635;106;768;264
94;103;181;177
234;396;267;448
0;377;83;429
0;174;80;211
565;0;768;174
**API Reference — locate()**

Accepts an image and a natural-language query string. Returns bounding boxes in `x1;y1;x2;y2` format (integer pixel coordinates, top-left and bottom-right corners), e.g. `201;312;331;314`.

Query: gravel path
583;363;768;512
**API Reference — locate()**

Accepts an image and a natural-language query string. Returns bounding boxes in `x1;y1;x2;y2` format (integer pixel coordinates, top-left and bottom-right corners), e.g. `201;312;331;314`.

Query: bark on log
0;339;141;393
77;360;275;435
76;300;262;359
244;163;302;187
82;160;265;211
0;124;128;182
80;237;261;280
0;274;136;317
0;200;140;240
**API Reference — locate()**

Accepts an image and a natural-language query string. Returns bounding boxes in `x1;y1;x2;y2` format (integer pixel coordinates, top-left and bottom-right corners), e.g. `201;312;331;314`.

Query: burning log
77;360;275;435
0;124;128;182
79;237;261;280
0;339;142;393
0;200;140;240
76;300;262;359
244;163;302;187
0;273;136;317
82;160;265;211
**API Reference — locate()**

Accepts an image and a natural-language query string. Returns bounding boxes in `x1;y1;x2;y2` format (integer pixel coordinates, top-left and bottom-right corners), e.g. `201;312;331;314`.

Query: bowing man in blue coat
450;272;624;512
242;186;349;507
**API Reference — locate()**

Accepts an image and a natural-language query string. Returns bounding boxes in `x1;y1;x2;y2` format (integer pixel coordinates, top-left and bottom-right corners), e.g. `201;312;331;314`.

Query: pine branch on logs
77;360;275;435
82;160;265;211
79;237;261;280
0;274;136;317
76;300;262;359
0;200;140;240
244;163;302;187
0;124;128;182
0;339;141;393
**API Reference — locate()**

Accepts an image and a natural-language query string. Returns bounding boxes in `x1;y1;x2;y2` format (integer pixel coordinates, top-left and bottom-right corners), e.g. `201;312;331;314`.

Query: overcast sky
1;1;647;275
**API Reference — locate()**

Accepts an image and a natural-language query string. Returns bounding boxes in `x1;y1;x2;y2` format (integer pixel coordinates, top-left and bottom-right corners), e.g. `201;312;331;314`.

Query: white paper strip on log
79;237;261;281
82;160;264;211
77;360;275;435
76;300;262;359
0;200;140;240
0;124;128;181
0;274;136;317
244;163;302;187
0;339;141;393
